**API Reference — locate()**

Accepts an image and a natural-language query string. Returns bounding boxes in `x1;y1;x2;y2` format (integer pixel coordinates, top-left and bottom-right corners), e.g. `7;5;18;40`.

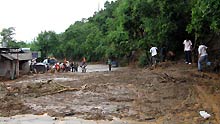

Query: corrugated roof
11;52;32;60
1;52;32;61
1;54;17;60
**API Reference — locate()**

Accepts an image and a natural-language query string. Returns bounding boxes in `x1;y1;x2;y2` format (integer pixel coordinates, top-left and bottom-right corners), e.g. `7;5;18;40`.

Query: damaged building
0;48;32;79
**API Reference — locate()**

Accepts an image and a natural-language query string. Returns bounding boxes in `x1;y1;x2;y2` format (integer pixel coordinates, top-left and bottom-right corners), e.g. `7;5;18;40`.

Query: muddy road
0;63;220;123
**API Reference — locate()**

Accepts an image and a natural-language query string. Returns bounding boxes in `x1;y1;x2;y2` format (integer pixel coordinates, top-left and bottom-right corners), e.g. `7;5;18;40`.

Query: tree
187;0;220;46
0;27;16;47
35;31;59;58
8;41;28;48
28;0;220;64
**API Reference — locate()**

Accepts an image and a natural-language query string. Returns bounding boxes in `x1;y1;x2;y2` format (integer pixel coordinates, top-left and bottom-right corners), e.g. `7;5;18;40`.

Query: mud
0;114;152;124
0;63;220;123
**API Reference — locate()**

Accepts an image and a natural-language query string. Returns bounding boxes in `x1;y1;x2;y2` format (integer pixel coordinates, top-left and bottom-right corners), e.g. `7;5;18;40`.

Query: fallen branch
49;87;80;95
54;81;71;88
163;73;176;82
41;82;87;96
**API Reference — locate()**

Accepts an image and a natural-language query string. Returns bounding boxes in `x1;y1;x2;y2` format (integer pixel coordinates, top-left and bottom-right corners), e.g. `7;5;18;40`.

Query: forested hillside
3;0;220;63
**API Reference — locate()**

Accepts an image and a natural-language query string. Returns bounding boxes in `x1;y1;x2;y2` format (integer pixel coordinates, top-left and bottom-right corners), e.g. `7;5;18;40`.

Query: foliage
33;31;59;59
8;41;29;48
138;53;148;67
5;0;220;65
187;0;220;45
0;27;16;47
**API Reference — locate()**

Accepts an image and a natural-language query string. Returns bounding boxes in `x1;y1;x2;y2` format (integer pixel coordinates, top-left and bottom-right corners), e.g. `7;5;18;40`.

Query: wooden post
15;49;19;78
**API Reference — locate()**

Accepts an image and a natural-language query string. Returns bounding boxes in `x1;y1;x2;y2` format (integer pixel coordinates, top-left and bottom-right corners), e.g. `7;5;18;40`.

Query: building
0;48;32;79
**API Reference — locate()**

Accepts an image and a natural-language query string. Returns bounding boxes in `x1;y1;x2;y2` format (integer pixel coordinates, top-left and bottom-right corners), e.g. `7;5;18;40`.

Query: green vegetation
1;0;220;63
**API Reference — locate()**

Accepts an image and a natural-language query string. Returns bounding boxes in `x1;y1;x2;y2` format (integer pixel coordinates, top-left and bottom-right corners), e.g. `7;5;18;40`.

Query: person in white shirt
198;44;208;71
183;39;192;64
150;44;158;66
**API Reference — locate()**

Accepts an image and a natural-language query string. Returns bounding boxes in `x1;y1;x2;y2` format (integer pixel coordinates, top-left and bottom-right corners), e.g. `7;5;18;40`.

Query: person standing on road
108;58;112;71
73;61;78;72
70;62;74;72
198;44;208;72
150;44;158;66
80;57;87;73
183;39;192;64
81;57;86;66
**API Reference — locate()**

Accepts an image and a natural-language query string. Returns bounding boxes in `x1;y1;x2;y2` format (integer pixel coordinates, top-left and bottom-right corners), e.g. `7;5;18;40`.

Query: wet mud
0;63;220;123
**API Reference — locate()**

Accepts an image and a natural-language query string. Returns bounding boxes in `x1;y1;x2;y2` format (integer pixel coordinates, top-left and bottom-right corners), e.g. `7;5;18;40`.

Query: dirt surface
0;62;220;123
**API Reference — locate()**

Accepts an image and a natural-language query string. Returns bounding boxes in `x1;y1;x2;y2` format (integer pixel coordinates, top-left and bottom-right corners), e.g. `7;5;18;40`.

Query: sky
0;0;114;42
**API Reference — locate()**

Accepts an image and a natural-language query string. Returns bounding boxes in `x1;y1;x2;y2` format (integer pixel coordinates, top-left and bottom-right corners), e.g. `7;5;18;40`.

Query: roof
0;48;19;50
11;52;32;60
1;54;17;60
1;52;32;61
0;48;19;52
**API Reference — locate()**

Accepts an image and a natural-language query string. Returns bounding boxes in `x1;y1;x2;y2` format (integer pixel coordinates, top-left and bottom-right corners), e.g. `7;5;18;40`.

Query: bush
119;56;129;67
138;53;148;67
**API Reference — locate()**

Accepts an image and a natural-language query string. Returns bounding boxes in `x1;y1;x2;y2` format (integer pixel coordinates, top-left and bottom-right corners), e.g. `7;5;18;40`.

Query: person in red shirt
55;63;60;72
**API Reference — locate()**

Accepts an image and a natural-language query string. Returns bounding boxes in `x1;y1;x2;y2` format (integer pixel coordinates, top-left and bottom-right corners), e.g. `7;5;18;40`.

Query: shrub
138;53;148;67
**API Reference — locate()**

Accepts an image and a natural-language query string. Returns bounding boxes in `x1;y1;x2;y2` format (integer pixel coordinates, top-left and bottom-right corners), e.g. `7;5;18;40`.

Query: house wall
0;59;18;79
8;60;19;80
20;61;30;74
0;59;12;78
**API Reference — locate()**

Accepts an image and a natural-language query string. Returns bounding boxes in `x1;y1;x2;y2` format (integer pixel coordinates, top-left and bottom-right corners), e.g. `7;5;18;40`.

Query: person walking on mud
150;44;158;67
183;39;192;64
198;43;208;72
159;44;167;62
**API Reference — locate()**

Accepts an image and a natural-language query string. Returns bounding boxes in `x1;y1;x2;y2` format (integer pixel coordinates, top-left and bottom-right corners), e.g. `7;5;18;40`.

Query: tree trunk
192;33;198;63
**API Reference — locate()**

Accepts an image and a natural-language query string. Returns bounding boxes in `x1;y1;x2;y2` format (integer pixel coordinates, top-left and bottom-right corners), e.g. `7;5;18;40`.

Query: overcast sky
0;0;114;42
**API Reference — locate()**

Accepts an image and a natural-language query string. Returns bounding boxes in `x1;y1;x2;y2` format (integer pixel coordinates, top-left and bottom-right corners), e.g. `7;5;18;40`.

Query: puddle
16;77;78;84
53;77;78;81
15;65;118;84
79;65;119;73
0;114;154;124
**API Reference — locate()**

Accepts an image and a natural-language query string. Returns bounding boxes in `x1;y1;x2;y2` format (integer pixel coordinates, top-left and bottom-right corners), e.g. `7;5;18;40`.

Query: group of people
149;44;175;67
183;39;208;72
149;39;209;72
53;61;71;72
45;57;87;73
